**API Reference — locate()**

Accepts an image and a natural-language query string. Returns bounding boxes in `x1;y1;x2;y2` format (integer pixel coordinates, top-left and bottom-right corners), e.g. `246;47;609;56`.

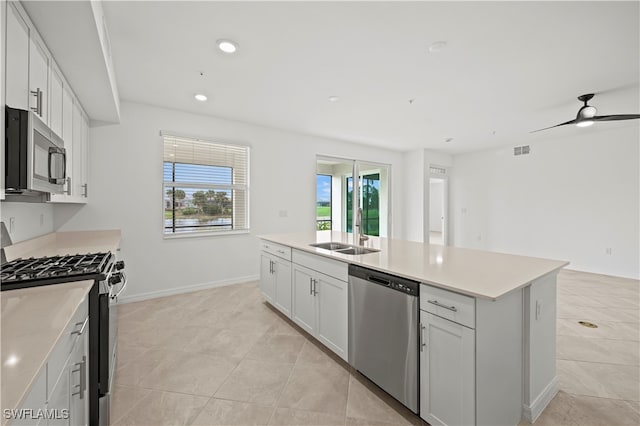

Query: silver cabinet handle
30;88;42;115
427;299;457;312
277;249;285;254
71;317;88;336
420;323;426;351
82;183;88;197
309;277;313;295
71;355;87;399
64;177;72;195
312;279;318;296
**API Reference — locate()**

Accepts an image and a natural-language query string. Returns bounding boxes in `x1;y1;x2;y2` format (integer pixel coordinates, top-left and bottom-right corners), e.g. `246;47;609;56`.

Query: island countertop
3;230;121;262
1;281;93;423
259;231;569;300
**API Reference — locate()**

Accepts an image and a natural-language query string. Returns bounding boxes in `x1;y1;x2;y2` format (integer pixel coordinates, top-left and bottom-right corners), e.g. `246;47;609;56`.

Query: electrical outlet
605;248;613;255
536;300;542;320
9;217;15;234
40;213;44;227
278;210;288;218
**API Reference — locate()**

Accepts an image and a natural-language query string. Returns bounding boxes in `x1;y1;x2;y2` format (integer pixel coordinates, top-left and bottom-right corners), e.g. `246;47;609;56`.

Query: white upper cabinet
49;65;64;138
5;3;30;110
29;36;49;123
62;87;74;143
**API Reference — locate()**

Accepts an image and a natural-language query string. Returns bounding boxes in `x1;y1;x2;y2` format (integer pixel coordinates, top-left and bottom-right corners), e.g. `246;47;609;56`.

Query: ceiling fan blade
592;114;640;121
530;118;577;133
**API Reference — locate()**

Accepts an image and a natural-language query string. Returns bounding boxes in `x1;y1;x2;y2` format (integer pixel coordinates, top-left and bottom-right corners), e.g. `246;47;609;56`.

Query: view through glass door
316;156;390;238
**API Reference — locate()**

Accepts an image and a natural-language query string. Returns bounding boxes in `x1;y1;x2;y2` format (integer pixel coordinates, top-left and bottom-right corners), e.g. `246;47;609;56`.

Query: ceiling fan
531;93;640;133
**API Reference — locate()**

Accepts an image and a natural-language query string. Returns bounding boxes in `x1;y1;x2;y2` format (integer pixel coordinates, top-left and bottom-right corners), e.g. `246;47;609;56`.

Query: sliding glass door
316;156;390;238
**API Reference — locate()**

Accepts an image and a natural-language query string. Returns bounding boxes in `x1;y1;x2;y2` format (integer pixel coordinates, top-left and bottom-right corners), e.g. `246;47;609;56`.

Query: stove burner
0;252;113;290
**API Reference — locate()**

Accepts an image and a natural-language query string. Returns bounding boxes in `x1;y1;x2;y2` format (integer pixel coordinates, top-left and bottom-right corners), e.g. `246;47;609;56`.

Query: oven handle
111;271;128;300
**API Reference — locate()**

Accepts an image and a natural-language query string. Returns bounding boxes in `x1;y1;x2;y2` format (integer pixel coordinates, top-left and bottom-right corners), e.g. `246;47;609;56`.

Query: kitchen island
259;231;569;425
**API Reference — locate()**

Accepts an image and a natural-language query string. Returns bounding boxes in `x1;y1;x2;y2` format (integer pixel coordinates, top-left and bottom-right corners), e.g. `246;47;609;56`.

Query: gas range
0;252;123;292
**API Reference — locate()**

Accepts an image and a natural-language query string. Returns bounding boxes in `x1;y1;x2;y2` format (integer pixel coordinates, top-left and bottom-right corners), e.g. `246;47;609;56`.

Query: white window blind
162;134;249;236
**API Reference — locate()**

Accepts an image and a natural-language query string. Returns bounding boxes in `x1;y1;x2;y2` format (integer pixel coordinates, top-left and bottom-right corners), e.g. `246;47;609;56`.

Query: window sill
163;229;250;240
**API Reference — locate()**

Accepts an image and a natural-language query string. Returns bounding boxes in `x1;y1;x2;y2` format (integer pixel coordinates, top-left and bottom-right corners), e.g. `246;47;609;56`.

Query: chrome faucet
357;208;369;246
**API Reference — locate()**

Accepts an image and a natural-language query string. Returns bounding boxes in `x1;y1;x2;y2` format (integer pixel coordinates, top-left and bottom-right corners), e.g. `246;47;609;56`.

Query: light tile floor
112;270;639;425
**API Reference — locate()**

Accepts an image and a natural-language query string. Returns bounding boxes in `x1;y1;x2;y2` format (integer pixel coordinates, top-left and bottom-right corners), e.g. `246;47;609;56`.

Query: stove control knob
109;273;122;286
115;261;125;270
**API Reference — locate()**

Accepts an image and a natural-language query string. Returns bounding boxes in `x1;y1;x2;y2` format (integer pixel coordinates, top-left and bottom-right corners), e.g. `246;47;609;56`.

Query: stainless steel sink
335;246;380;255
309;242;352;250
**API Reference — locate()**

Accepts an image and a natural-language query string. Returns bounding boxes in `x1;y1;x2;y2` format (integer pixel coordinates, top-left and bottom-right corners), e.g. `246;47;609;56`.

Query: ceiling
102;1;640;154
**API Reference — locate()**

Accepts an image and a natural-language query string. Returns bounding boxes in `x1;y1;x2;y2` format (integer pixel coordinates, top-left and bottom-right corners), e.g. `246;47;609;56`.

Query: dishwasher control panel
348;264;419;296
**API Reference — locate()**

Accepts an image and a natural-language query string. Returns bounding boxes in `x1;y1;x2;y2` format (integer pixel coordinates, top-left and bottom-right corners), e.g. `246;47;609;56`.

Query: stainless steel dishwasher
348;264;420;413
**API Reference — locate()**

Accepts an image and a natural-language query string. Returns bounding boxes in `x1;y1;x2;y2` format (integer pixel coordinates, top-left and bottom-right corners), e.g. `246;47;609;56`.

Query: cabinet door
291;265;316;334
420;311;475;426
72;103;84;197
49;67;64;138
13;369;47;425
315;272;348;360
48;358;71;426
69;327;89;426
5;3;30;110
273;259;292;317
260;253;276;303
81;113;89;197
29;37;49;123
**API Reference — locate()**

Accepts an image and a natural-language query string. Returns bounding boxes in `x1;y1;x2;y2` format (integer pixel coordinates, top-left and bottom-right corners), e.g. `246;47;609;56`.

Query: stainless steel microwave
5;106;66;195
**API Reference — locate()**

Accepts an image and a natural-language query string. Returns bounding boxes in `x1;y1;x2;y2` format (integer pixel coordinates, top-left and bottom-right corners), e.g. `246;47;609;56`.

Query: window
316;174;332;230
163;134;249;236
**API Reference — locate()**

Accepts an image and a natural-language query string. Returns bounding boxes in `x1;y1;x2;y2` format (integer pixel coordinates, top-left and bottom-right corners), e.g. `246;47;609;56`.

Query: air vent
430;166;447;175
514;145;531;156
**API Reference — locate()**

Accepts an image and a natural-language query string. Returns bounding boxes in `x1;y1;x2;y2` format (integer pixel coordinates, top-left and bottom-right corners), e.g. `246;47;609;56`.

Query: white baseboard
116;274;260;304
522;376;559;423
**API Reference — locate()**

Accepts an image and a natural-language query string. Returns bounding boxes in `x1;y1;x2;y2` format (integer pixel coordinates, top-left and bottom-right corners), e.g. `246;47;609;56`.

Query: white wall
55;101;404;300
402;149;423;242
0;202;55;243
451;125;640;279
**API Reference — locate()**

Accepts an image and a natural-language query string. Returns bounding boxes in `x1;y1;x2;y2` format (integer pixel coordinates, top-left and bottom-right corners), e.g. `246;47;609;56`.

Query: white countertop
260;231;569;300
1;281;93;420
4;230;121;261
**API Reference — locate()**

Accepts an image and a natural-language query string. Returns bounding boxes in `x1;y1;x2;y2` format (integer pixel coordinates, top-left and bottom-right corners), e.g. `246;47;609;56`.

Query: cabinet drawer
292;249;348;282
260;240;292;261
48;296;88;395
420;284;475;329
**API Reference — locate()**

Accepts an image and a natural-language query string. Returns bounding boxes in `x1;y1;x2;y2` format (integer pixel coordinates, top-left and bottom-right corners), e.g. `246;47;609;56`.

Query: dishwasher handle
369;276;391;286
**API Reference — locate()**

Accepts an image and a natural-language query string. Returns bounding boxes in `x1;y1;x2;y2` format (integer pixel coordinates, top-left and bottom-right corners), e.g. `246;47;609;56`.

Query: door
420;311;475;426
274;258;292;317
29;37;49;122
260;253;276;303
315;272;348;360
291;265;316;334
429;177;447;245
5;3;30;110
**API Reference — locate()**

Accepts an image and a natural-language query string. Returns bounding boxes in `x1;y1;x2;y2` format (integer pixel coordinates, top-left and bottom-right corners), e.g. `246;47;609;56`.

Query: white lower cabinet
12;295;89;426
420;310;475;426
259;240;293;317
291;263;348;361
260;252;292;316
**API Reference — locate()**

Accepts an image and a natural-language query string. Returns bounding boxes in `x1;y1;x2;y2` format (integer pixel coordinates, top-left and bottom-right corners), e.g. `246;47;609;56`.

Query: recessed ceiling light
195;94;207;101
328;96;340;102
428;41;448;53
217;39;238;54
445;137;454;143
